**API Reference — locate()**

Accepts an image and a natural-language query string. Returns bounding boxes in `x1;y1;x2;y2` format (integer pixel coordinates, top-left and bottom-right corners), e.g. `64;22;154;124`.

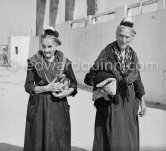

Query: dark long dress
84;41;145;151
23;50;77;151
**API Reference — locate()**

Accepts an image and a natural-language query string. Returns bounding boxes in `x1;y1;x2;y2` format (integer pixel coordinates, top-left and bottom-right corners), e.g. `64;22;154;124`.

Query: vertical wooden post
36;0;46;36
87;0;98;16
65;0;75;21
49;0;59;28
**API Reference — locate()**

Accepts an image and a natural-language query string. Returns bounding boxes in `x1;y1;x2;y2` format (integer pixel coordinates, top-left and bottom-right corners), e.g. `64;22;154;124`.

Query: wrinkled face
41;36;59;59
116;26;133;51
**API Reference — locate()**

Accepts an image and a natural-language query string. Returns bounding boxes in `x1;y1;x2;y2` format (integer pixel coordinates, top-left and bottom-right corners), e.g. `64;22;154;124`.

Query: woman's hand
52;88;74;98
139;96;147;117
45;78;61;92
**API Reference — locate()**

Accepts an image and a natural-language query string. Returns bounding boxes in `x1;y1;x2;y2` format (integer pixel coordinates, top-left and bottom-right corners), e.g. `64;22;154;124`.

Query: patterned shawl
112;41;132;76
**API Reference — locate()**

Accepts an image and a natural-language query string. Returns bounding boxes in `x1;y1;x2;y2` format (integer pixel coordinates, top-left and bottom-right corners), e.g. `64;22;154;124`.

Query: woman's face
116;27;133;51
41;36;59;59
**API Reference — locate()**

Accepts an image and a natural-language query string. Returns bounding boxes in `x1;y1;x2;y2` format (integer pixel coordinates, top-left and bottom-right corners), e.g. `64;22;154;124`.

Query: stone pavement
0;67;166;151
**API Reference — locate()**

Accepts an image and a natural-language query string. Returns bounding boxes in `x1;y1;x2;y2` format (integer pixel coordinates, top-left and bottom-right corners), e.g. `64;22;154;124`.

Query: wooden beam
87;0;98;16
49;0;59;28
65;0;75;21
36;0;46;36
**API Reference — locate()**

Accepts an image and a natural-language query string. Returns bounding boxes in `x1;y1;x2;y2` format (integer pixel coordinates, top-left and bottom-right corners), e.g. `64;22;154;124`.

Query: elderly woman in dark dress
84;17;147;151
23;27;77;151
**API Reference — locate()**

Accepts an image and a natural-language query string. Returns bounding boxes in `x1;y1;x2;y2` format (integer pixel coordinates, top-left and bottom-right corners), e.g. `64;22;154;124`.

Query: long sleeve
24;60;36;95
133;53;145;99
133;71;145;99
84;65;98;86
84;49;106;86
65;63;77;97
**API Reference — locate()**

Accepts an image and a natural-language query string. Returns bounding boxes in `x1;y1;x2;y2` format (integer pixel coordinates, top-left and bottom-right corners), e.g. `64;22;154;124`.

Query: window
15;47;18;54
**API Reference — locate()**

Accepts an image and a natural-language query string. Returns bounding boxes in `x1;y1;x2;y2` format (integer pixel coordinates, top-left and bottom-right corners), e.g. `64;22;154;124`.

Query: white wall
54;2;166;105
9;36;33;67
0;0;141;45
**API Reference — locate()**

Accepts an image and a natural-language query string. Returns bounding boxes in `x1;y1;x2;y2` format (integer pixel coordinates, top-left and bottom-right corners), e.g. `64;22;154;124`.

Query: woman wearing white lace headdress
23;26;77;151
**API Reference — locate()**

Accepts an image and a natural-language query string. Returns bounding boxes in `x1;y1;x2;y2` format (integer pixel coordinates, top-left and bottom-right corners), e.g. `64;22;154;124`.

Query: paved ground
0;67;166;151
0;143;88;151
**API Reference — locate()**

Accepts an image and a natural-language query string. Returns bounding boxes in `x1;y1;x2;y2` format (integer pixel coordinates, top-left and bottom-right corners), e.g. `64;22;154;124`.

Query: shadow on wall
0;143;89;151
